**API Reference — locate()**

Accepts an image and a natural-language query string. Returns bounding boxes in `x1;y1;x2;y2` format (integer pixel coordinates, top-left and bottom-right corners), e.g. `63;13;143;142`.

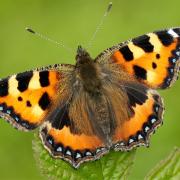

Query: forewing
0;64;73;131
95;27;180;89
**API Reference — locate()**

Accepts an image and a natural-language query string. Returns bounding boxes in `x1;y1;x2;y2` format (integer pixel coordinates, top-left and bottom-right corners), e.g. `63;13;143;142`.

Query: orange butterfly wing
39;92;108;168
40;122;107;168
0;64;73;131
95;27;178;151
96;28;180;89
112;85;164;150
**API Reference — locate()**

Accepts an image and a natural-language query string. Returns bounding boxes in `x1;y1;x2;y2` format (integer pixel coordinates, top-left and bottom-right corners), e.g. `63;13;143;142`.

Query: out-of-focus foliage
145;147;180;180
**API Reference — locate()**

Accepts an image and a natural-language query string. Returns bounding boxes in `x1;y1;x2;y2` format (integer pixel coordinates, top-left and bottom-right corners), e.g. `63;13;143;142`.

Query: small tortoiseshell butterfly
0;28;179;168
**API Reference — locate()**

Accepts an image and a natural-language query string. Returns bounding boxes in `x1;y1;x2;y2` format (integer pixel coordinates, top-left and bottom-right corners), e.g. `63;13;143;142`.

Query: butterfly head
76;45;92;65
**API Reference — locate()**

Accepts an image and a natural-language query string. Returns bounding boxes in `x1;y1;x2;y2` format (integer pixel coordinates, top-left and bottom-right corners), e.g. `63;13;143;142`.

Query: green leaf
100;150;136;180
32;133;136;180
145;147;180;180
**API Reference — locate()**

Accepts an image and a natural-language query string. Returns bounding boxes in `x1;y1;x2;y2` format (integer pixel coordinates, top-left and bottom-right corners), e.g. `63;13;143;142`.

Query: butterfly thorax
75;46;101;94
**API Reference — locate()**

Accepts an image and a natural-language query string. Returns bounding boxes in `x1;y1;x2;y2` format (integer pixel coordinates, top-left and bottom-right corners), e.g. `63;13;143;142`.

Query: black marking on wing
156;53;160;59
50;105;71;130
133;65;147;80
155;30;174;46
119;45;134;61
39;71;50;87
173;28;180;36
152;62;157;69
0;79;9;97
132;35;154;52
16;71;33;92
18;96;23;101
26;101;32;107
125;83;148;107
39;92;50;110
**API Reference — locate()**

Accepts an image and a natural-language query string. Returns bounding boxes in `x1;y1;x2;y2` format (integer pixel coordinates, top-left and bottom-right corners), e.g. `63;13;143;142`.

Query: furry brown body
72;46;132;147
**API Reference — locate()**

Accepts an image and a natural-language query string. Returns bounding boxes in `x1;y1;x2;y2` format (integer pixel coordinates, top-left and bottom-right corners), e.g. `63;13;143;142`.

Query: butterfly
0;27;179;168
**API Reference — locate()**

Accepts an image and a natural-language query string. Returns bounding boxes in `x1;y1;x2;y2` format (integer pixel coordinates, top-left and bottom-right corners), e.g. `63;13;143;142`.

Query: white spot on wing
129;138;134;144
168;29;179;38
145;126;150;132
85;151;92;156
96;149;101;153
66;150;72;156
138;134;143;140
172;58;176;63
15;117;19;122
114;143;119;148
48;139;53;144
151;118;156;124
6;110;11;114
76;153;81;159
101;147;106;151
56;146;62;152
120;142;125;146
155;106;159;112
176;51;180;56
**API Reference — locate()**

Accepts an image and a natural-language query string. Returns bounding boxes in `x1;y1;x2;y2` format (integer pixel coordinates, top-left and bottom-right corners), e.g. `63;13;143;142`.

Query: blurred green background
0;0;179;179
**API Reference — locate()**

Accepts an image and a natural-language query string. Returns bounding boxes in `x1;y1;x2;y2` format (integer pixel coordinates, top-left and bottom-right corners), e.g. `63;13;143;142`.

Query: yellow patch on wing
8;75;20;97
28;72;41;89
32;105;44;117
128;42;144;59
147;70;158;82
148;33;162;52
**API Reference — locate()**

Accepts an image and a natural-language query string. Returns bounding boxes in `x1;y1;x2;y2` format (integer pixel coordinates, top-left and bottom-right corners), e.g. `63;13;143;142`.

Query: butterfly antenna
26;27;73;53
87;2;112;49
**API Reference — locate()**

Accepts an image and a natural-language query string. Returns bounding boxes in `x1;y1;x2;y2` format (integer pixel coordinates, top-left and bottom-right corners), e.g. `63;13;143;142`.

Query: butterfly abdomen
89;94;115;146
